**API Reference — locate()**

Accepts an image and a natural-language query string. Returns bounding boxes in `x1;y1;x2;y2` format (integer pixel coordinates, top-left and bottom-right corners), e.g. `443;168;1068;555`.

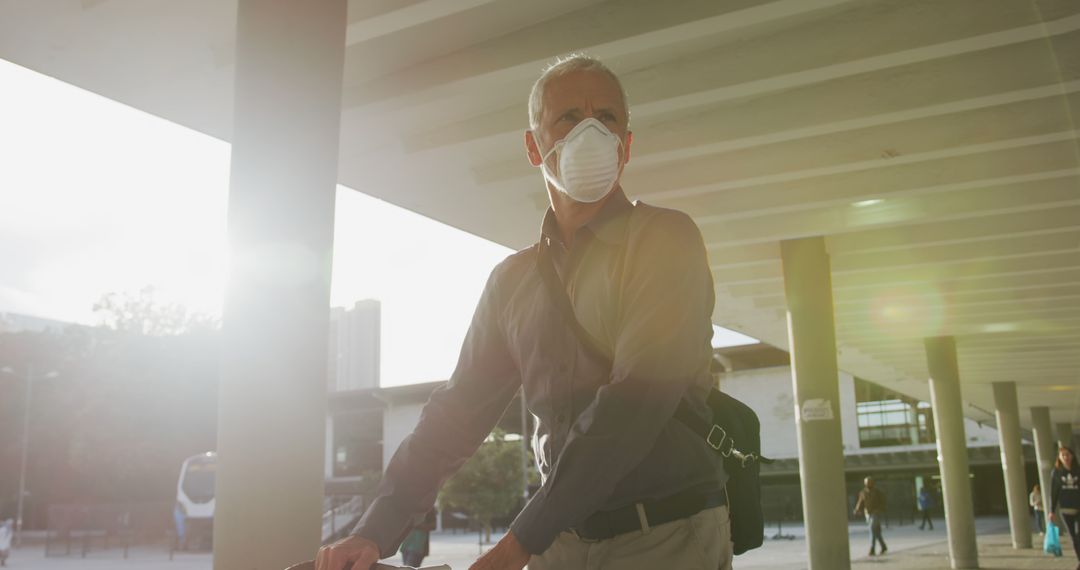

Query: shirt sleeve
510;210;717;554
351;265;521;558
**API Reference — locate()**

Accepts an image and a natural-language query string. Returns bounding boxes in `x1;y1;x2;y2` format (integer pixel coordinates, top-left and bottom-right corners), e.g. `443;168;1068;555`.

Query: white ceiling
1;0;1077;428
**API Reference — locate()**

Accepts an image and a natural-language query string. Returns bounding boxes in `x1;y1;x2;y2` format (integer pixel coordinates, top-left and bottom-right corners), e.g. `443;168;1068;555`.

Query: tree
438;429;525;543
0;290;220;528
92;286;218;336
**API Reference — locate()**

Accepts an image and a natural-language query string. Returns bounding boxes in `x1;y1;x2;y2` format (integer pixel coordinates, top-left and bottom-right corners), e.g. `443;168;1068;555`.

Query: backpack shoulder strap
535;237;612;363
533;202;771;467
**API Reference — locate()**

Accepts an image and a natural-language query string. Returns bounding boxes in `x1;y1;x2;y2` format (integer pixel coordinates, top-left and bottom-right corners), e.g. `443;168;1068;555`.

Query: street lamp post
2;364;57;548
15;363;33;548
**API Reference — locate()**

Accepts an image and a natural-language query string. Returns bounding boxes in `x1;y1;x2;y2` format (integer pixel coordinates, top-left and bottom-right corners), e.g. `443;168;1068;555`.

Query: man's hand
315;535;380;570
468;531;530;570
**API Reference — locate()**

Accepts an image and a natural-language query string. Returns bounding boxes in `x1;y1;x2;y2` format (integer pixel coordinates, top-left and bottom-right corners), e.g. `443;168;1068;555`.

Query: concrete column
1056;422;1074;449
924;336;978;569
326;415;336;480
991;382;1032;548
214;2;347;569
780;237;850;570
1030;407;1055;520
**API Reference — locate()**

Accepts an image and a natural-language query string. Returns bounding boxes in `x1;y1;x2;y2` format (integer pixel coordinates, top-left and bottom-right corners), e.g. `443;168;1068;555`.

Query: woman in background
399;509;436;568
1048;446;1080;569
1031;483;1045;534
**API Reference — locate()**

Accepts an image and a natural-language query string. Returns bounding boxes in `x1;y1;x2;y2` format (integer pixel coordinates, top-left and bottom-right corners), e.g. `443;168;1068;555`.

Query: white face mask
539;118;624;203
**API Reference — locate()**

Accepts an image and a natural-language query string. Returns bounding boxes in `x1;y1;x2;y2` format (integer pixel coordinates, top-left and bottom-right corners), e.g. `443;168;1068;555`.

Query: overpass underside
2;1;1078;569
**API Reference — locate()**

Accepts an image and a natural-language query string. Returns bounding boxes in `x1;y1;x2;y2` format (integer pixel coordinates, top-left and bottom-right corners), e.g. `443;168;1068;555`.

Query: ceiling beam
726;268;1080;300
342;0;857;110
831;250;1080;289
714;246;1080;288
754;284;1080;311
851;335;1080;351
834;295;1080;317
830;231;1080;273
398;3;1080;160
708;206;1080;269
827;206;1080;255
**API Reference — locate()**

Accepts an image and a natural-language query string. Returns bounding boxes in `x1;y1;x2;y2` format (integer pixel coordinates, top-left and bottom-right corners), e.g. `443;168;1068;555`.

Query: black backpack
682;388;769;555
534;205;770;555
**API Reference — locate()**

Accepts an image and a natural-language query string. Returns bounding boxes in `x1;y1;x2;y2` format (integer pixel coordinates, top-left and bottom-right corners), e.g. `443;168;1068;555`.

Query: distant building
0;311;73;334
325;300;383;488
714;344;1034;522
327;300;380;393
327;339;1037;522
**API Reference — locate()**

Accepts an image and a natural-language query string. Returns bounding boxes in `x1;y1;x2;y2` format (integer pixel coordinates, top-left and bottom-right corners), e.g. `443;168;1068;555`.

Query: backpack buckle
707;425;735;457
731;449;757;468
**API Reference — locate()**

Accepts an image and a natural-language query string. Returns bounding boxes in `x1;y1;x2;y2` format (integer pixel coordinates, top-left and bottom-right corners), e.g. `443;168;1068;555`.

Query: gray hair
528;54;630;130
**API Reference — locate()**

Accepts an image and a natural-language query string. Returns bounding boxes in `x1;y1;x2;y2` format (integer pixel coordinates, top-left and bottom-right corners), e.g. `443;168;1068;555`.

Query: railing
322;494;367;544
44;502;173;558
42;495;371;558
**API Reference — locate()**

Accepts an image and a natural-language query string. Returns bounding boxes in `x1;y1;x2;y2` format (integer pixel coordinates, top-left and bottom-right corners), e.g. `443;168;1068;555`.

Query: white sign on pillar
799;398;835;422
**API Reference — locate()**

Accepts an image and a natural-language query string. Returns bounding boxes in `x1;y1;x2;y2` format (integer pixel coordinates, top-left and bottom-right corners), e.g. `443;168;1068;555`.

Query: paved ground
2;516;1074;569
738;516;1078;570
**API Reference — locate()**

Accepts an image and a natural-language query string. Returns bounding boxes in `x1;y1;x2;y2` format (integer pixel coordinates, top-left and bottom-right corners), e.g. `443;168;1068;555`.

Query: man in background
918;485;934;530
854;477;887;556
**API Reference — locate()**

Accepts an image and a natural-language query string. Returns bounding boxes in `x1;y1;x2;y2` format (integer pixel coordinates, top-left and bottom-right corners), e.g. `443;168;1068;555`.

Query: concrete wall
717;367;800;459
383;402;425;469
719;366;1001;459
375;366;1005;470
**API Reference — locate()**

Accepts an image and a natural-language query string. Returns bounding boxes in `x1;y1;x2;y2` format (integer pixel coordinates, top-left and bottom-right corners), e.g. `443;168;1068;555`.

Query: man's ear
623;131;633;165
525;130;543;167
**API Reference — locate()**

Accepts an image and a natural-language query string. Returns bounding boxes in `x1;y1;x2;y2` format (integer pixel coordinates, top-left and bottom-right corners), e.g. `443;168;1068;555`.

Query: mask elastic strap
538;141;565;191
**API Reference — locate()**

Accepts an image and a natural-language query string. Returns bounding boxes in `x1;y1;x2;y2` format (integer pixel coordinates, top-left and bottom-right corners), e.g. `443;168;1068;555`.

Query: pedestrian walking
399;510;435;568
854;477;888;556
918;485;935;530
0;519;12;567
1031;483;1045;534
1048;445;1080;569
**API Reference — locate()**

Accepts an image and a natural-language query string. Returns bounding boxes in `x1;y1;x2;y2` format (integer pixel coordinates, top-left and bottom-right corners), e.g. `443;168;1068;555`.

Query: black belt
574;488;727;541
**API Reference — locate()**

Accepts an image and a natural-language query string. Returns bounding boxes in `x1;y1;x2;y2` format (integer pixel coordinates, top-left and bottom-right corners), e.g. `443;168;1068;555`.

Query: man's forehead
542;70;626;112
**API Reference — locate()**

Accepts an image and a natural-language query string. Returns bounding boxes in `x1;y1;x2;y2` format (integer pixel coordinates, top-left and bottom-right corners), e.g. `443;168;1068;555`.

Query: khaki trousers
528;505;732;570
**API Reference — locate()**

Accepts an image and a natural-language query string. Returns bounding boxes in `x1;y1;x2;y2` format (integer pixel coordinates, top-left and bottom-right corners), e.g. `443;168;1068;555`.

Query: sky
0;57;756;387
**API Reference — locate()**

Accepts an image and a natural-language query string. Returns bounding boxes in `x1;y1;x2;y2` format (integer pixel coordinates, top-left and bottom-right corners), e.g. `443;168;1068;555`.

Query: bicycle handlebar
286;562;451;570
374;564;451;570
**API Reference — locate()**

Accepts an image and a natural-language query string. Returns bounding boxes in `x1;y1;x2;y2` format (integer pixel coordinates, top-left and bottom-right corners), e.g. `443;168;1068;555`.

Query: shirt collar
540;188;635;247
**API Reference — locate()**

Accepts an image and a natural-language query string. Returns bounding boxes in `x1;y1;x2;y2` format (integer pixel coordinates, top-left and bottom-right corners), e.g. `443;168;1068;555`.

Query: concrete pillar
326;415;336;480
780;237;850;570
1056;422;1074;449
924;336;978;569
214;1;347;569
990;382;1032;548
1030;407;1055;521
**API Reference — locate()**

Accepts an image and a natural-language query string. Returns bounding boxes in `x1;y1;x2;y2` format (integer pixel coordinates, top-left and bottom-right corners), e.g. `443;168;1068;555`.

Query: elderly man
315;54;730;570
